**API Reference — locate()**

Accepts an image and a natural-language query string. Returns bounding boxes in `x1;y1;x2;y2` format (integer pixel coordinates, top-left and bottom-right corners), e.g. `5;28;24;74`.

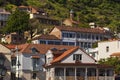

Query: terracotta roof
17;44;75;54
5;44;16;49
32;34;60;40
52;47;78;63
110;52;120;56
55;26;106;34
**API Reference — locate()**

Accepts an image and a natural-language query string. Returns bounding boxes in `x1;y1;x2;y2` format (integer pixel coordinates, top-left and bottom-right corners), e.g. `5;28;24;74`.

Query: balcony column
105;69;107;80
64;67;66;80
75;67;76;80
75;33;77;46
85;67;88;80
96;68;99;80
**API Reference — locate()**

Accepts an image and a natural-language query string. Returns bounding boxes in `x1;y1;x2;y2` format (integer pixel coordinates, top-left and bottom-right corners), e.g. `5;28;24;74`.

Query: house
9;44;76;80
0;44;13;80
45;45;114;80
32;34;61;45
63;10;79;26
0;8;11;28
2;32;26;44
2;43;113;80
18;5;38;14
18;5;60;26
32;26;113;50
97;39;120;60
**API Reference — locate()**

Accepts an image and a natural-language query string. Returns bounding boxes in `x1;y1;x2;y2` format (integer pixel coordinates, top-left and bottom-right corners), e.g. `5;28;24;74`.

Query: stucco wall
61;49;95;63
98;40;120;60
50;27;61;39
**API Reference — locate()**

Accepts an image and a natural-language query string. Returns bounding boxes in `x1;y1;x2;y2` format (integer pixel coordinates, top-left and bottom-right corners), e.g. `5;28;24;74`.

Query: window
69;42;75;46
62;32;75;38
0;54;5;65
32;58;39;71
48;41;54;44
66;68;75;76
32;73;37;79
55;68;64;76
14;37;17;40
106;46;109;52
87;68;96;76
54;41;61;45
11;57;16;66
63;42;68;45
40;40;46;44
77;68;85;76
73;54;82;61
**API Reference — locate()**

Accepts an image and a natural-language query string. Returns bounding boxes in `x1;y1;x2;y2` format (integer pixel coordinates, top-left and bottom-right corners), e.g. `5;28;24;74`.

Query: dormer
30;47;39;54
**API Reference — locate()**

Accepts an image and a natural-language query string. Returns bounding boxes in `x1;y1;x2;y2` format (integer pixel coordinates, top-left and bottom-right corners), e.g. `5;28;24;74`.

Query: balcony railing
54;76;64;80
98;76;114;80
54;76;114;80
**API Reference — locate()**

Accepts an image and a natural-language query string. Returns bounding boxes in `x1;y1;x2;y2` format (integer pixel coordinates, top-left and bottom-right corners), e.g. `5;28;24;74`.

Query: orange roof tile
32;34;60;40
17;44;75;54
55;26;107;34
52;47;78;63
5;44;16;49
110;52;120;56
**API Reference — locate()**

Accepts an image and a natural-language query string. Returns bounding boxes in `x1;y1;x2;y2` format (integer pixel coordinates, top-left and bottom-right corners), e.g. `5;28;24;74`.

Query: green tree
29;19;40;39
98;57;120;74
3;9;29;34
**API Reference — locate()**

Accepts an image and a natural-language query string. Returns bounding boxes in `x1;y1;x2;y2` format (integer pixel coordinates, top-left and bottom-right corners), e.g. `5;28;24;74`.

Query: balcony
54;76;114;80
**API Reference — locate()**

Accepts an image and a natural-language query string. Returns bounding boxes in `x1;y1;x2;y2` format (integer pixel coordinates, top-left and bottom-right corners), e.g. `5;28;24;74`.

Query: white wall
61;49;95;63
0;44;11;53
98;40;120;60
21;53;45;71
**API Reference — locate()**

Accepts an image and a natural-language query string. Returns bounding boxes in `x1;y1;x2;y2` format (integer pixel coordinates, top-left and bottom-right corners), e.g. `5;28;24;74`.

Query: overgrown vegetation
1;0;120;33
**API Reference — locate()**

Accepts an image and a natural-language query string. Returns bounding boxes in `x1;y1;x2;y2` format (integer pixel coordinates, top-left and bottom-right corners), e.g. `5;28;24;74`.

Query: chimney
89;22;95;28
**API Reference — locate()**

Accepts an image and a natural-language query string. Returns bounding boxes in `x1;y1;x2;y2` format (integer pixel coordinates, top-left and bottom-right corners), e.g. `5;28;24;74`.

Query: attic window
73;54;82;61
61;48;67;51
51;48;57;51
30;47;39;54
106;46;109;52
32;73;37;79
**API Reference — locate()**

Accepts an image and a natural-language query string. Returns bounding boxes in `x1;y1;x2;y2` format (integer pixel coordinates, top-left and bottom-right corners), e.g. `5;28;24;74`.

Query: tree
29;19;39;39
3;9;29;34
98;57;120;74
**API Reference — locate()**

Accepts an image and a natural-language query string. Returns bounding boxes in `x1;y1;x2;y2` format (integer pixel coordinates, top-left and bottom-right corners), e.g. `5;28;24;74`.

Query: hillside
1;0;120;32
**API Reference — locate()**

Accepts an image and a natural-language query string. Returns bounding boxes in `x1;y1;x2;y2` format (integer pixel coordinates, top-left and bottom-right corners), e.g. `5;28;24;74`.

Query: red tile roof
110;52;120;56
17;44;75;54
55;26;106;34
32;34;60;40
5;44;16;49
52;47;78;63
